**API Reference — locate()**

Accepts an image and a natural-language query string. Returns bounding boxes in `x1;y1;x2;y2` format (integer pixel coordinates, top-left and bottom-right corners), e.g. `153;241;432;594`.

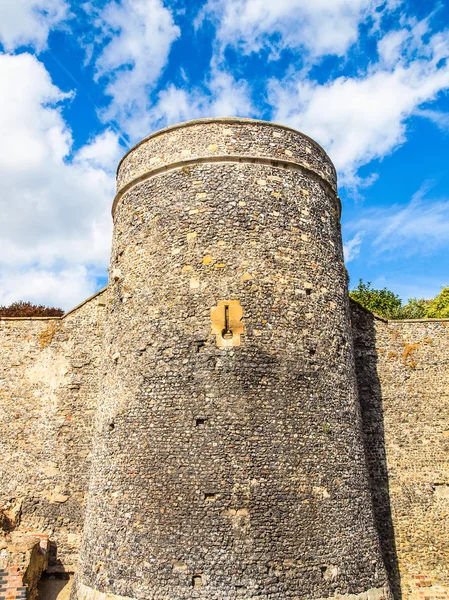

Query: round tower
76;118;390;600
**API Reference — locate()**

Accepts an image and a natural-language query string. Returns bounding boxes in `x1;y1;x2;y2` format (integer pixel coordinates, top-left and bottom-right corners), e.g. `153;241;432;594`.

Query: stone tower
75;118;390;600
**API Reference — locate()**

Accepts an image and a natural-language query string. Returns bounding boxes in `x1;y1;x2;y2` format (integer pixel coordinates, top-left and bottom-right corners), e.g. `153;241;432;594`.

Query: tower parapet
75;118;390;600
114;118;337;209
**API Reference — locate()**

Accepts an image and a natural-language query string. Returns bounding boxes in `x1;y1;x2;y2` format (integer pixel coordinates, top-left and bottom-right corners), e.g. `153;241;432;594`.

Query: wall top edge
116;117;335;176
0;316;62;321
350;299;389;323
351;299;449;324
63;287;107;318
0;287;108;323
387;317;449;324
4;291;445;325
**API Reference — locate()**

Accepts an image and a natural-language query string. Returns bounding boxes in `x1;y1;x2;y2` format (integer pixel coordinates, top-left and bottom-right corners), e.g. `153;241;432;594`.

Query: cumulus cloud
269;25;449;187
75;129;124;172
88;0;180;138
194;1;449;190
149;69;254;131
87;0;254;139
0;0;70;52
0;52;122;309
197;0;400;59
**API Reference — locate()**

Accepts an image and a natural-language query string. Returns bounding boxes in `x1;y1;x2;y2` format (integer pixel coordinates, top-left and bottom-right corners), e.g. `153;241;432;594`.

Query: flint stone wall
0;290;106;570
76;119;388;600
1;118;448;600
351;301;449;600
115;118;338;198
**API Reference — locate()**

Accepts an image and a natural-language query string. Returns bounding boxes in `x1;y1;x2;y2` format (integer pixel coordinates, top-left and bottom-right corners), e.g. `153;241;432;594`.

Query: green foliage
350;279;449;320
424;288;449;318
0;301;64;317
400;298;428;320
349;279;403;319
321;423;332;435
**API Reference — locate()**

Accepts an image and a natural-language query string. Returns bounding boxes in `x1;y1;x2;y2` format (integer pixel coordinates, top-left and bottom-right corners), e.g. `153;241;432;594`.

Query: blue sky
0;0;448;309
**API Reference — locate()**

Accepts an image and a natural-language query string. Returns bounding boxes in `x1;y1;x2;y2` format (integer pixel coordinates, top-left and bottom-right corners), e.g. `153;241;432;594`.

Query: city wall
0;289;106;571
0;118;447;600
0;284;447;600
351;301;449;600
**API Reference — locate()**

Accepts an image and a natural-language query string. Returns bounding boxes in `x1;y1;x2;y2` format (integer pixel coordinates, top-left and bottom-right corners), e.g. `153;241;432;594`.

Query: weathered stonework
0;532;49;600
0;118;447;600
351;302;449;600
115;118;337;196
76;119;388;600
0;290;107;571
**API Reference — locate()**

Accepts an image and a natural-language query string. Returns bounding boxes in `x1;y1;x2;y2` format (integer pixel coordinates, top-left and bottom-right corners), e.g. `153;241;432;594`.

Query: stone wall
0;532;49;600
0;290;106;571
351;300;449;600
1;117;447;600
115;117;337;196
76;118;389;600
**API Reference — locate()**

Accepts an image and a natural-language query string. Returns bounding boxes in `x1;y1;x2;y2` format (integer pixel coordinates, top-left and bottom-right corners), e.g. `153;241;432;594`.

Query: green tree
424;287;449;318
349;279;403;319
400;297;428;319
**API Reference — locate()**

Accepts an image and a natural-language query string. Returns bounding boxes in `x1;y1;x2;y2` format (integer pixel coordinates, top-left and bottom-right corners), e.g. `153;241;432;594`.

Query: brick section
0;533;49;600
0;566;27;600
412;574;449;600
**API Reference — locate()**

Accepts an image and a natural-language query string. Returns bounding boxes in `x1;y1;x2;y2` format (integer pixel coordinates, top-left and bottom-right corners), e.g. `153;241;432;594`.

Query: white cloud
75;129;124;172
149;69;254;130
90;0;180;137
0;0;70;52
377;12;438;67
269;26;449;187
345;183;449;257
197;0;400;60
343;231;364;263
377;28;410;66
415;108;449;132
0;52;122;309
0;266;98;311
84;1;254;138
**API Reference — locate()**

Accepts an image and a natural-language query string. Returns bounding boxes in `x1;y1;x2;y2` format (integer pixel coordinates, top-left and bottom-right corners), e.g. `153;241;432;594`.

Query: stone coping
2;291;447;325
0;315;62;321
112;154;341;218
116;117;336;176
63;287;107;318
388;317;449;323
350;300;449;324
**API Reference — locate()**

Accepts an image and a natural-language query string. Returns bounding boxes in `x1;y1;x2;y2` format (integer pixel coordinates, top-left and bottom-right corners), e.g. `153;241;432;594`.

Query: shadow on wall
38;541;73;600
350;300;402;600
38;573;73;600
